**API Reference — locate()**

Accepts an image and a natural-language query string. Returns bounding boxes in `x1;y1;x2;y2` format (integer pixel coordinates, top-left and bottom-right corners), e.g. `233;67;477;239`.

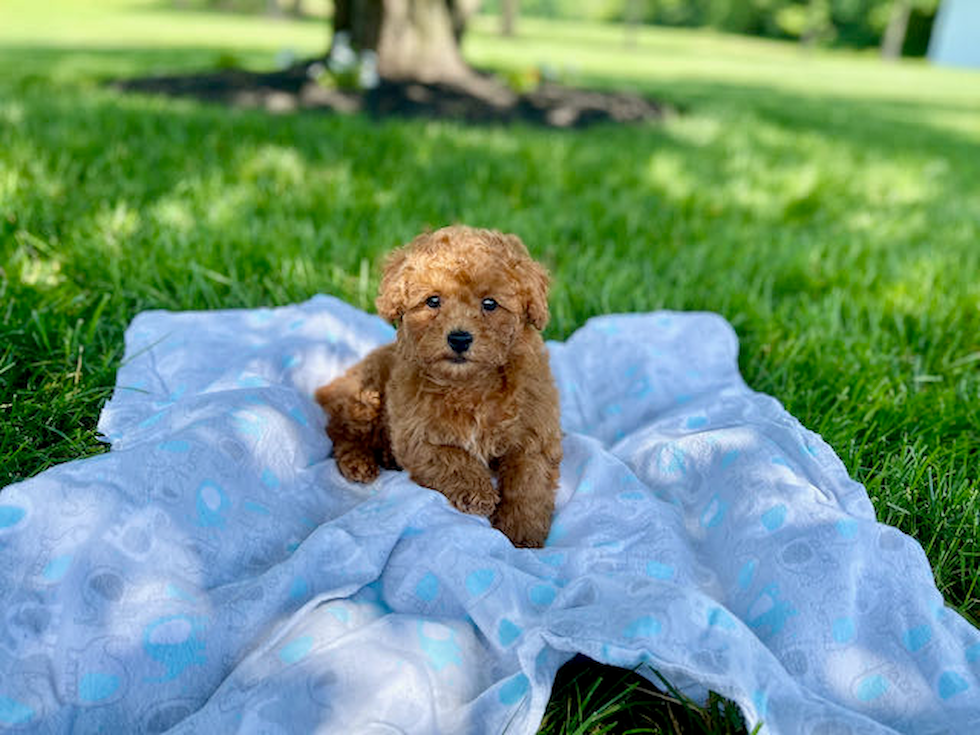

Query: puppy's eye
481;298;498;312
425;295;441;309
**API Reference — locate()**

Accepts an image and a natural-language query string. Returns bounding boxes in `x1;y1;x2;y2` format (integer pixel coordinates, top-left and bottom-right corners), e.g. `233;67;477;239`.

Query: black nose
447;330;473;354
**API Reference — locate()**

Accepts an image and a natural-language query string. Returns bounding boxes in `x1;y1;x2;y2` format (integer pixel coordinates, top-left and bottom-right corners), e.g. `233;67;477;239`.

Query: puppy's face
376;226;550;382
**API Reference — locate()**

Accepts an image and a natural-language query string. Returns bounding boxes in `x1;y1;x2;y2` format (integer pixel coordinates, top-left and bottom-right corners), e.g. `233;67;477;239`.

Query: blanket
1;295;977;734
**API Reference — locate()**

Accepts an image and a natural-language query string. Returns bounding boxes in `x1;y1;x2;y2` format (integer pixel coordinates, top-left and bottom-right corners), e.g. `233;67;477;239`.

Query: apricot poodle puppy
315;225;562;547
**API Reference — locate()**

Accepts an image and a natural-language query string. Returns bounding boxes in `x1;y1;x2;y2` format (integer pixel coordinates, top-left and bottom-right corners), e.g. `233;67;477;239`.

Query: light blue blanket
1;295;977;733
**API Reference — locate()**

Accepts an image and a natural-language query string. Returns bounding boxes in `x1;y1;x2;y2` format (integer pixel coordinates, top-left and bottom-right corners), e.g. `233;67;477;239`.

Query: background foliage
486;0;940;54
170;0;942;55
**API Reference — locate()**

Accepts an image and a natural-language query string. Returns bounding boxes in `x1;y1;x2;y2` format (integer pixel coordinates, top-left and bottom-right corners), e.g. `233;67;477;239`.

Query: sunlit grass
0;0;327;55
1;3;978;733
466;15;980;111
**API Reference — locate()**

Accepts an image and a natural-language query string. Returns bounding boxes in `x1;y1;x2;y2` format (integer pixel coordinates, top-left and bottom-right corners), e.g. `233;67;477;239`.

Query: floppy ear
375;246;411;324
521;257;551;331
501;233;550;330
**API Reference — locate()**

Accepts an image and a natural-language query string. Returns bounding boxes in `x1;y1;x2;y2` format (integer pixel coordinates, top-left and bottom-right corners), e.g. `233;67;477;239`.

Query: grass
1;1;979;732
541;657;757;734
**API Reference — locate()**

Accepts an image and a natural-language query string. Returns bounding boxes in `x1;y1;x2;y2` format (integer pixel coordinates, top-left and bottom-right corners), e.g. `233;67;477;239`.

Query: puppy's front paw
336;449;380;483
491;501;551;548
449;492;498;517
444;479;499;518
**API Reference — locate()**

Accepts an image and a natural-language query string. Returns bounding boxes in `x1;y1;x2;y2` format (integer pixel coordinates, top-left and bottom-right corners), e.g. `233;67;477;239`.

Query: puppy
315;225;562;547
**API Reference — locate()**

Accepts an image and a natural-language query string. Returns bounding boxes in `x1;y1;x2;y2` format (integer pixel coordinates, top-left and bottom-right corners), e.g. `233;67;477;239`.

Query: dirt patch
113;61;666;129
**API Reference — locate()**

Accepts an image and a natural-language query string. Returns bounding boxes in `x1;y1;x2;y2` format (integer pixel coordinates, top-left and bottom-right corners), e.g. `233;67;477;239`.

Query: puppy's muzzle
447;330;473;355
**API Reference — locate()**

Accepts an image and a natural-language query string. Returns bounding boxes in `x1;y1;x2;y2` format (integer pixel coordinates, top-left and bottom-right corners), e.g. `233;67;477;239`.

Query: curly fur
315;225;562;547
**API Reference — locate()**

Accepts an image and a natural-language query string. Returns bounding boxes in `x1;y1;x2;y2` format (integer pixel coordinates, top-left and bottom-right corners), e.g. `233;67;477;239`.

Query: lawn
1;1;978;732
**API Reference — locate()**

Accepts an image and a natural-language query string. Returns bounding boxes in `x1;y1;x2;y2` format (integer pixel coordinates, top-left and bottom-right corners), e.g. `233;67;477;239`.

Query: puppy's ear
375;246;411;323
502;233;550;330
521;257;551;330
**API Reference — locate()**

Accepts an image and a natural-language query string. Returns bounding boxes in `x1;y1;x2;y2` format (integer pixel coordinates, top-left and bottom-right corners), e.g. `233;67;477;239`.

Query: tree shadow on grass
111;60;669;129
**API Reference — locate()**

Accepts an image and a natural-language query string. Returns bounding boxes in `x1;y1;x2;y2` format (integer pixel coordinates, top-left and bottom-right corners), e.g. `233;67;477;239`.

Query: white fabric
0;295;977;734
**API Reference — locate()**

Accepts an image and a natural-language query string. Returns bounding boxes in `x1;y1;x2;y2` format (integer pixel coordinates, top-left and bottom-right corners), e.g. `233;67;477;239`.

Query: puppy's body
316;226;562;547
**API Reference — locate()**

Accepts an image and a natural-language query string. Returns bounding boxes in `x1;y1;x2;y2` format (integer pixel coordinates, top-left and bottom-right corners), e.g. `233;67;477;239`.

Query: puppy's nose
447;330;473;354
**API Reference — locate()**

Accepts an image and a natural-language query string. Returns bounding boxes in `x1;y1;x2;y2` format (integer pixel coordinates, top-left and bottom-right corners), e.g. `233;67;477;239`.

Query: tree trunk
332;0;483;84
332;0;384;54
501;0;518;36
623;0;642;47
376;0;469;81
882;0;913;60
329;0;513;108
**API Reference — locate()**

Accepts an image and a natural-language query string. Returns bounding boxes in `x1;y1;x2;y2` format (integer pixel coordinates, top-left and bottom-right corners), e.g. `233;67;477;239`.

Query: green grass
541;657;758;734
2;2;979;732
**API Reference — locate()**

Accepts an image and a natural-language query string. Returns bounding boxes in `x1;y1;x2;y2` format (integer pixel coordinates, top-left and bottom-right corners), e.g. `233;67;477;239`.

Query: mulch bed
112;60;666;129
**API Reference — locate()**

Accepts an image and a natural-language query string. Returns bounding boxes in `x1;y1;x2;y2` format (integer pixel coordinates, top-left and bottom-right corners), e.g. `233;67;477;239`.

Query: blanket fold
0;295;977;734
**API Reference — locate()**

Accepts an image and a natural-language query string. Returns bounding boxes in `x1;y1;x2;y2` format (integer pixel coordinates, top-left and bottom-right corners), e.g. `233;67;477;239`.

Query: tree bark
328;0;515;108
881;0;913;60
332;0;383;54
332;0;481;84
501;0;518;36
377;0;470;81
623;0;642;47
